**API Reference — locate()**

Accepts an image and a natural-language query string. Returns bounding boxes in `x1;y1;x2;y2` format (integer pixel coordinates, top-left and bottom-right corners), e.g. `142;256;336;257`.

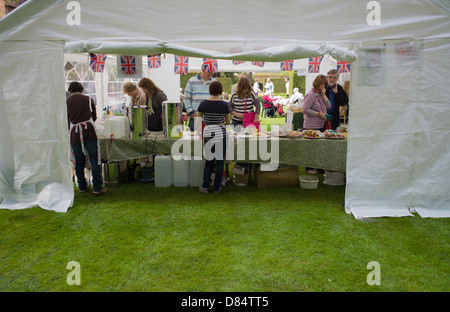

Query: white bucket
155;155;172;187
324;171;345;186
299;175;319;189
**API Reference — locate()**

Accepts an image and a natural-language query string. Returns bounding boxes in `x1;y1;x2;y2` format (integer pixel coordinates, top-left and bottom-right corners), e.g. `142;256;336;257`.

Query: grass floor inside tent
1;113;449;292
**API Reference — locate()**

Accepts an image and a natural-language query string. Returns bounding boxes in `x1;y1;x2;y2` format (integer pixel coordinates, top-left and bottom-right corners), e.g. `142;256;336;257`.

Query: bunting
174;55;189;75
308;56;323;73
89;53;107;73
337;60;351;73
280;60;294;71
147;54;162;69
202;58;218;72
252;61;265;67
120;55;137;75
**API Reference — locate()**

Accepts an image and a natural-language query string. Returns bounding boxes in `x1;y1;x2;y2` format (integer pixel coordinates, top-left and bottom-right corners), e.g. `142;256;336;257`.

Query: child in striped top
197;81;231;194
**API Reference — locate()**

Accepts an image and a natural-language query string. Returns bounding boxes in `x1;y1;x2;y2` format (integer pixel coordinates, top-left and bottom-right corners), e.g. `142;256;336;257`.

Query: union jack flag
366;49;384;66
232;60;245;65
202;58;218;72
280;60;294;71
337;60;351;73
252;61;265;67
395;41;418;64
89;53;107;73
174;55;189;75
147;54;161;69
308;56;323;73
120;55;137;75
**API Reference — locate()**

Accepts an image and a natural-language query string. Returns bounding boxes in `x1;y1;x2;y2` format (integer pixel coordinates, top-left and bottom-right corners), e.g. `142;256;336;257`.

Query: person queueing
229;77;260;131
326;69;349;130
197;81;231;194
302;75;331;174
67;82;107;195
184;65;216;131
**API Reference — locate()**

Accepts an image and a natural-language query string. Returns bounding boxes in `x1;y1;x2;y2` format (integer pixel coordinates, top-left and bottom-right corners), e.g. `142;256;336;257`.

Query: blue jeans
202;159;225;192
72;139;103;192
202;134;227;192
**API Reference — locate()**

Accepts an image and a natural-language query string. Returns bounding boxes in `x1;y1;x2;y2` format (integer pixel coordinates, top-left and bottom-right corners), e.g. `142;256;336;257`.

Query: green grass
0;167;449;292
259;103;286;131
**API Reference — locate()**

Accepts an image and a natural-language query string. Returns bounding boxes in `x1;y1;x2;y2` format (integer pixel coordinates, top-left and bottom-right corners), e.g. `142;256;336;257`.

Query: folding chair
261;97;276;118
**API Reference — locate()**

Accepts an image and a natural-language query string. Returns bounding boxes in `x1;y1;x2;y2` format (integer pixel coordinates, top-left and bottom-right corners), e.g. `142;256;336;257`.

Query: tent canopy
2;0;449;59
1;0;449;217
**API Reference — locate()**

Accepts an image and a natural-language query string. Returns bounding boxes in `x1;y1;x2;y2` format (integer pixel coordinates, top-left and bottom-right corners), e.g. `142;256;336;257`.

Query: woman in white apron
67;82;107;195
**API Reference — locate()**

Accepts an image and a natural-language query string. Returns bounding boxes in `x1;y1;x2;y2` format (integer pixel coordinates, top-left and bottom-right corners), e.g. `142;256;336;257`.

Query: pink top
302;89;331;130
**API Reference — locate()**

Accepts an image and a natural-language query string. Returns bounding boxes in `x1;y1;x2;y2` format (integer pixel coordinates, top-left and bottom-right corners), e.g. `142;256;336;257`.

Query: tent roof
2;0;449;62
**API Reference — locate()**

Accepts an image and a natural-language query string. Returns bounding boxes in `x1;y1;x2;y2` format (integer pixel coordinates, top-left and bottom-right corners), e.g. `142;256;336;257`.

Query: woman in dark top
197;81;231;194
138;78;168;131
66;82;107;195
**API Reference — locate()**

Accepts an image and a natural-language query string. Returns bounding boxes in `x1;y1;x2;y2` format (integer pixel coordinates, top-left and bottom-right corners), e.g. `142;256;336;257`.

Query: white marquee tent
0;0;449;217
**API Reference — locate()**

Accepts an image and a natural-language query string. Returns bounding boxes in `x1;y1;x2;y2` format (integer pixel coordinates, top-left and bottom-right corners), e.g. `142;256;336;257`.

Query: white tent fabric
346;38;450;219
0;0;449;216
0;40;73;212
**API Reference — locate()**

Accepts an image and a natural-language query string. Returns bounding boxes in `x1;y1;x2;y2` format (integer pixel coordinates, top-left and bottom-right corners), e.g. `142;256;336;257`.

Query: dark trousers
202;159;225;192
72;139;103;192
202;133;227;192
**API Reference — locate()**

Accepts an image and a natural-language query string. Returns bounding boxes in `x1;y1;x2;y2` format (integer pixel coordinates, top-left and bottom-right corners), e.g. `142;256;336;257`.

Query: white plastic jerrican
104;116;129;139
155;155;172;187
189;158;204;187
173;155;189;187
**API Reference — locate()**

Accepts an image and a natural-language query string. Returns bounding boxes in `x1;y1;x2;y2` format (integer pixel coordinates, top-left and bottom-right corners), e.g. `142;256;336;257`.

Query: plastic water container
189;158;204;187
104;116;129;139
173;156;189;187
155;155;172;187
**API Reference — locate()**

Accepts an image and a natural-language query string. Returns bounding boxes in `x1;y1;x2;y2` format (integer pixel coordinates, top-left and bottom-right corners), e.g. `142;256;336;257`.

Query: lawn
0;114;449;293
0;166;449;292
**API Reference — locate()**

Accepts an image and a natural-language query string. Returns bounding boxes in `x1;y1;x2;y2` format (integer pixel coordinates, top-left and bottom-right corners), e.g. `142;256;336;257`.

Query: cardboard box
254;165;299;187
233;173;250;185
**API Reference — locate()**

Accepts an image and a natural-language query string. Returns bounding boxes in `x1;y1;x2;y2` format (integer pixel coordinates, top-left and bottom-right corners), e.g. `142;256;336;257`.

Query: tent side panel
0;41;73;212
410;39;450;218
345;41;419;218
346;39;450;218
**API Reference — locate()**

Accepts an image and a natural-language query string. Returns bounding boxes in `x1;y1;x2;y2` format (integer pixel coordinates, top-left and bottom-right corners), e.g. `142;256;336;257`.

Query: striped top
229;91;261;122
198;99;231;144
183;74;216;116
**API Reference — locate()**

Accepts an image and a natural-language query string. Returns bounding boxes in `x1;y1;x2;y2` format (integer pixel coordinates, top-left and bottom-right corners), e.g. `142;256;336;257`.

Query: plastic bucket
299;175;319;189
